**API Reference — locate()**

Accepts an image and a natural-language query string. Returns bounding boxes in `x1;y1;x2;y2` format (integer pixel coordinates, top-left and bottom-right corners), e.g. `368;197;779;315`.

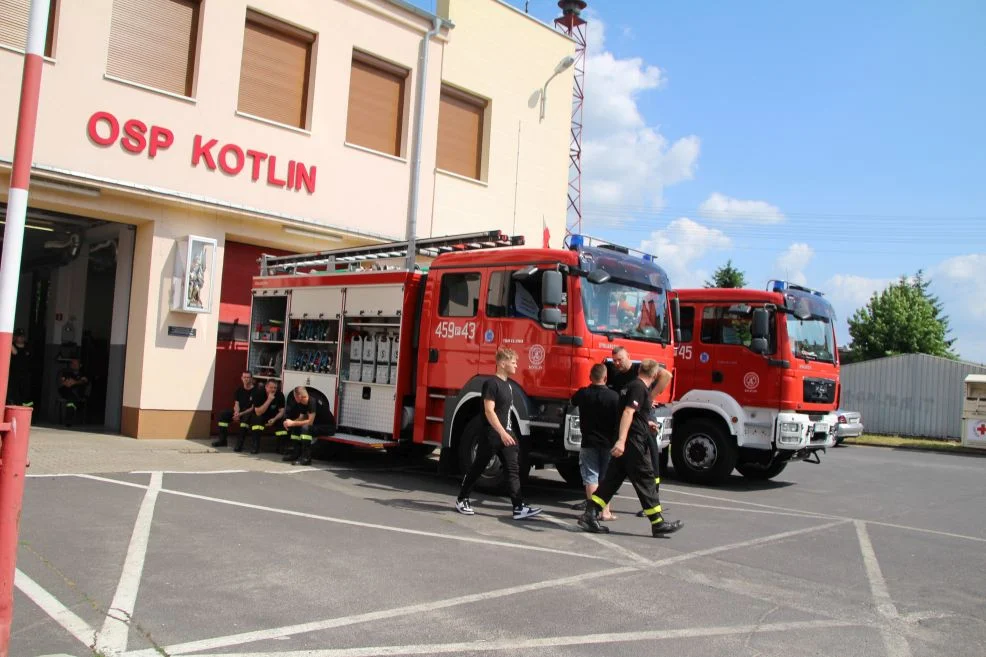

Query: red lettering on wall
266;155;286;188
87;111;119;146
286;159;296;189
219;143;245;175
149;126;174;158
121;119;148;154
295;163;316;194
192;135;217;169
246;149;268;181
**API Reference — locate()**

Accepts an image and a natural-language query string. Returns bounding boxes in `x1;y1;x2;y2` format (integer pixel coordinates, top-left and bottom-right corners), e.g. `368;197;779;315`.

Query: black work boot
651;518;683;537
211;435;228;448
298;442;313;466
578;504;610;534
251;433;261;455
233;432;246;453
282;443;300;462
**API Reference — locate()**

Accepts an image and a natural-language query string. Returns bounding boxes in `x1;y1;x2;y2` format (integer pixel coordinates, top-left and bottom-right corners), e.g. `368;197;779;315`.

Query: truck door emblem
484;329;495;343
700;352;710;363
743;372;760;391
529;345;546;368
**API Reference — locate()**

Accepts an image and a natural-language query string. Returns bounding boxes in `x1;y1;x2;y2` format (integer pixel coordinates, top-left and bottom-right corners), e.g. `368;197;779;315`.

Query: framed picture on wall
171;235;217;314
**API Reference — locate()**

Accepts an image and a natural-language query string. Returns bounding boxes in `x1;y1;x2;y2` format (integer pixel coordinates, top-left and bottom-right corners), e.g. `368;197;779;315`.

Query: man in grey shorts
571;363;621;521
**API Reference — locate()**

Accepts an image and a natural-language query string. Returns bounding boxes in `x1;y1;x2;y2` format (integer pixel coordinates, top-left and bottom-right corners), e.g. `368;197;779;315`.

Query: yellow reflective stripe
291;435;304;441
23;401;33;407
650;516;664;525
590;495;607;509
643;506;662;516
654;477;661;485
251;425;265;431
275;431;288;436
217;422;230;428
300;434;313;442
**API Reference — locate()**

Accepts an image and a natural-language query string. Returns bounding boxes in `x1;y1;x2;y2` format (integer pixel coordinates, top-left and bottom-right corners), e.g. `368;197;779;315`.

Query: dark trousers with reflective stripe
459;431;523;508
217;410;253;443
591;433;665;525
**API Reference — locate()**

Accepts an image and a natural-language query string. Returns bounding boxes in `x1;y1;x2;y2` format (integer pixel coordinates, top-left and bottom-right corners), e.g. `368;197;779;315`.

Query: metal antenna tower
554;0;587;236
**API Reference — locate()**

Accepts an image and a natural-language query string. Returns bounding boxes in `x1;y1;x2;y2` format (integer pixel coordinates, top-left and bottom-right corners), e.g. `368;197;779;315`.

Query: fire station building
0;0;575;438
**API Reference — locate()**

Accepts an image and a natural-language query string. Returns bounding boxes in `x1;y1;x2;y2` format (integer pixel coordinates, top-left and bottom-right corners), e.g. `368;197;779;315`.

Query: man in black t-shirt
248;379;287;455
572;364;620;520
282;386;337;466
579;359;683;537
8;329;33;407
456;348;542;521
213;371;258;450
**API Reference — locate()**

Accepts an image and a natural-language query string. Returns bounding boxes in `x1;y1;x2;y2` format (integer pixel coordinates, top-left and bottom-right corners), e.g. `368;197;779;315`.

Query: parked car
835;410;863;444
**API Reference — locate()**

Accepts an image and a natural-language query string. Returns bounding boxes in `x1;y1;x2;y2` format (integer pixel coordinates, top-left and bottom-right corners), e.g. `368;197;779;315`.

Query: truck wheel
554;457;583;489
456;415;530;491
670;419;737;485
736;460;788;480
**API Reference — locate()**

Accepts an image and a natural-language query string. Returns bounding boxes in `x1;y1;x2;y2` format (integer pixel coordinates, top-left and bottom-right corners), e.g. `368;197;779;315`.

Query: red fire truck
668;281;840;484
247;230;676;489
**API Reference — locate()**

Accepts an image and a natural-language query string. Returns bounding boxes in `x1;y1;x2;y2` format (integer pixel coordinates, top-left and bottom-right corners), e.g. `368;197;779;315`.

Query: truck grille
803;378;836;404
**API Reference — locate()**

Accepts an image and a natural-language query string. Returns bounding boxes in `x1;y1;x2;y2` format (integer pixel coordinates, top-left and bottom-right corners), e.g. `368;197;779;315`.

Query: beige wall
0;0;574;435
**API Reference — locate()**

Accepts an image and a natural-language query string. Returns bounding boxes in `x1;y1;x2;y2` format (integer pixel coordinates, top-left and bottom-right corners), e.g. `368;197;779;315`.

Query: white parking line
538;513;653;566
96;472;163;656
174;619;858;657
14;569;97;649
123;566;637;657
855;520;913;657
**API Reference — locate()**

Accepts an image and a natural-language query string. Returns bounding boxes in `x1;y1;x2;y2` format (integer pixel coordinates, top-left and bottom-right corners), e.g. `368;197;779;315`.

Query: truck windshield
786;316;836;363
581;281;668;343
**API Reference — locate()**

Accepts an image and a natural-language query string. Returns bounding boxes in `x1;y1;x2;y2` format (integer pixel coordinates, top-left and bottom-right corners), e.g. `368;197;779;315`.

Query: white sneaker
455;498;475;515
512;505;542;520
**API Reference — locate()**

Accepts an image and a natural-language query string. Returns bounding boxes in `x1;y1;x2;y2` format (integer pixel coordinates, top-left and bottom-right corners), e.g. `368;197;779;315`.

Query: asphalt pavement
11;429;986;657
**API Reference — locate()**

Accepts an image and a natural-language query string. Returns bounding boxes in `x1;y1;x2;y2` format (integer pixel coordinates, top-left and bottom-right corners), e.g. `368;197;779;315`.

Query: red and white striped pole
0;3;50;656
0;0;50;406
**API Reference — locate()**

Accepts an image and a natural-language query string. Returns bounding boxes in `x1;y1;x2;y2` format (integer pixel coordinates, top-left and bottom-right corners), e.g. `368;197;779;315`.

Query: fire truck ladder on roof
260;230;525;275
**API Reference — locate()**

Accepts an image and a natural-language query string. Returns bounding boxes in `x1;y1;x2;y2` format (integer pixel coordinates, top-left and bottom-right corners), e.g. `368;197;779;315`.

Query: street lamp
539;54;575;122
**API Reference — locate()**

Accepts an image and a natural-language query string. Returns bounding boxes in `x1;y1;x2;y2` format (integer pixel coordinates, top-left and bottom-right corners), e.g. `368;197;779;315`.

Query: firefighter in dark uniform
249;379;287;454
282;386;336;466
7;329;33;407
213;371;261;451
579;359;683;537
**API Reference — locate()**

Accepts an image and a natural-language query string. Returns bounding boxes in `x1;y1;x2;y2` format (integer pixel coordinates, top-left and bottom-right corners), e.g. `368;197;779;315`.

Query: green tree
705;260;747;288
847;273;956;361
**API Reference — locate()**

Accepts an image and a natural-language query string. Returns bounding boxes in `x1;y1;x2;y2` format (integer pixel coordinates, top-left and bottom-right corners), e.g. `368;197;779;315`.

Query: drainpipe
404;16;444;271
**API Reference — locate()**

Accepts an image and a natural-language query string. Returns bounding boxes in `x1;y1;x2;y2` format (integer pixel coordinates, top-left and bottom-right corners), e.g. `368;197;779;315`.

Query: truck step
320;432;398;449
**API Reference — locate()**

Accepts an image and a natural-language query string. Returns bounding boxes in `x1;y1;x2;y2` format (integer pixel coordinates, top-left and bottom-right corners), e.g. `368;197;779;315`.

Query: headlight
570;415;580;430
779;422;802;434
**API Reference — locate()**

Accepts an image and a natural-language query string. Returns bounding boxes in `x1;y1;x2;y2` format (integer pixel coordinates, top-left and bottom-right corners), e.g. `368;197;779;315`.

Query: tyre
456;415;530;492
670;418;737;485
735;460;788;480
555;456;583;489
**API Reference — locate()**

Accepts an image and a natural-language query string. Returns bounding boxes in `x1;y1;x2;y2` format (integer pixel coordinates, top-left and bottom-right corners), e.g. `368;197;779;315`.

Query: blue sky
413;0;986;363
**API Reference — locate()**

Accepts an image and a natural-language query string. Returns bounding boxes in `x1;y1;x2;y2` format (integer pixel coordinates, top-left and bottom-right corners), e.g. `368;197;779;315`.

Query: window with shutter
437;85;487;180
345;51;407;156
106;0;199;97
237;11;315;129
0;0;57;56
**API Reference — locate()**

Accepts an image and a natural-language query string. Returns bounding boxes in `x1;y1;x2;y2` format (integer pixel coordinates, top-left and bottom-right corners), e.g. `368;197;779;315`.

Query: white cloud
934;254;986;318
823;274;892;308
774;243;814;286
581;17;700;211
639;217;731;287
698;192;785;224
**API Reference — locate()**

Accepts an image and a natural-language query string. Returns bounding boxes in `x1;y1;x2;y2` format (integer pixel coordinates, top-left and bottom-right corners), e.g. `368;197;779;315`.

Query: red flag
542;218;550;248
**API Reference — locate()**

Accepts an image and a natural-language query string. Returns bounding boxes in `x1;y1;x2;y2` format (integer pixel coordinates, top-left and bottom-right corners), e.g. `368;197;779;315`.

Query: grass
843;433;986;456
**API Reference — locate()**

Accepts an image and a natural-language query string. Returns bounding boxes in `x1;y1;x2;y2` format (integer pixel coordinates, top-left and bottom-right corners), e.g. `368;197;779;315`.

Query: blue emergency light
568;234;585;249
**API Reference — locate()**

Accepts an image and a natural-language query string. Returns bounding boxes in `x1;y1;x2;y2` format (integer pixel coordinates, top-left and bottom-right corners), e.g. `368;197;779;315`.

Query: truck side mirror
752;308;769;340
671;297;681;343
587;269;611;285
540;307;563;326
542;270;563;307
750;337;768;355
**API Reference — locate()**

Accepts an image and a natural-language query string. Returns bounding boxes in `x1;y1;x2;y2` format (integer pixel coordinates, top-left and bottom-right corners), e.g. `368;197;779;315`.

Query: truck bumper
775;412;837;450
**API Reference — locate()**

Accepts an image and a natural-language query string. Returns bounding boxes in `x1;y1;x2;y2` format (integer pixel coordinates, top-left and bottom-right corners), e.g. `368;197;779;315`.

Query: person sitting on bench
58;358;89;426
250;379;287;455
213;371;263;451
282;386;336;466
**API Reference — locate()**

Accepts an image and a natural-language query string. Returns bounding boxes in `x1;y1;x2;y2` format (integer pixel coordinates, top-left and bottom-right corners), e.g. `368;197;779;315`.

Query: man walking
572;364;620;521
455;347;541;521
579;359;683;537
282;386;336;466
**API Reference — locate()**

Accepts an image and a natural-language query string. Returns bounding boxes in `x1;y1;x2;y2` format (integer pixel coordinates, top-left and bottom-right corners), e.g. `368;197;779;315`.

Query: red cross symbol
977;423;986;437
